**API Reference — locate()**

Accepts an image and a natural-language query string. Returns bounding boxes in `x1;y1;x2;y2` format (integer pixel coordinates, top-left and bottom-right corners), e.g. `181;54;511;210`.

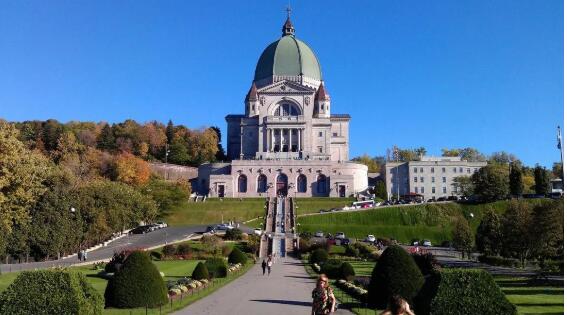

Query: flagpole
558;126;563;165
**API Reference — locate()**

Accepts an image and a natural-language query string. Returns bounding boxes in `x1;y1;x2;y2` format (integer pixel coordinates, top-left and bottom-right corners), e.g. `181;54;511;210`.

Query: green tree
41;119;64;152
452;176;474;197
210;126;226;162
552;162;563;180
531;200;563;262
352;154;380;172
97;124;116;151
509;162;523;197
475;208;502;256
168;139;190;165
374;180;388;200
166;119;175;145
452;217;474;258
489;151;518;164
501;200;534;267
441;148;460;157
533;164;549;195
471;164;509;201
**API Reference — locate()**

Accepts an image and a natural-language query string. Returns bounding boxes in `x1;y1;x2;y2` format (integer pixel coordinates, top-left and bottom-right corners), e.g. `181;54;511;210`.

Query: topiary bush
191;262;210;280
345;245;360;258
309;248;329;264
224;228;243;240
228;247;248;265
0;270;103;315
104;251;168;308
176;244;192;256
162;244;177;258
205;257;228;278
367;245;424;308
411;252;440;275
414;269;516;315
320;259;343;279
340;262;356;281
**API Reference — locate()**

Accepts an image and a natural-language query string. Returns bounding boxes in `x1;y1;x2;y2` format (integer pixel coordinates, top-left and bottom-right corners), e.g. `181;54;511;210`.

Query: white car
335;232;346;239
422;240;432;247
365;235;376;243
314;231;324;238
216;224;234;231
156;221;168;229
253;228;263;236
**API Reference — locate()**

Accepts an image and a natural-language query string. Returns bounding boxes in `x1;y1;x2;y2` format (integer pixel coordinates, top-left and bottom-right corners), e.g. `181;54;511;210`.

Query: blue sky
0;0;563;167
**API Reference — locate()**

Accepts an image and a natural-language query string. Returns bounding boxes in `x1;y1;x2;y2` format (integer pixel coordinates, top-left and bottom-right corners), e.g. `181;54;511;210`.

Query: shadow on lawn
502;289;564;295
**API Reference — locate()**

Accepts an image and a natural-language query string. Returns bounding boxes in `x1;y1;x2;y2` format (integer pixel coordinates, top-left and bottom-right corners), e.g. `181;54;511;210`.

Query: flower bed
335;279;368;301
166;263;243;299
228;263;243;273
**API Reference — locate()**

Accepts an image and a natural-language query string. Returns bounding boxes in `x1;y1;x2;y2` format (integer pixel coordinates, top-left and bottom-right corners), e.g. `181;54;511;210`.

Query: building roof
315;82;330;101
253;17;322;83
245;82;258;102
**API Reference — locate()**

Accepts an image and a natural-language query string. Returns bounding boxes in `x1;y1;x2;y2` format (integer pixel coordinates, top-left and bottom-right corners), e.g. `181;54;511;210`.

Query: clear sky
0;0;563;167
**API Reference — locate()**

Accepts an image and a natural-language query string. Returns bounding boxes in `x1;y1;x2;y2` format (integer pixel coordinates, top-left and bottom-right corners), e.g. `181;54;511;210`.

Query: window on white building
421;187;424;193
420;167;424;173
467;168;471;174
432;187;436;194
414;177;417;183
442;167;446;173
460;167;463;173
414;167;418;173
442;177;446;183
443;187;447;194
420;177;424;183
431;167;435;173
432;177;435;183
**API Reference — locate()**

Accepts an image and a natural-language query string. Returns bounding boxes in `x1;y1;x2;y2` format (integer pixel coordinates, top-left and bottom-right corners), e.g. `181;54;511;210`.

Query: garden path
174;257;352;315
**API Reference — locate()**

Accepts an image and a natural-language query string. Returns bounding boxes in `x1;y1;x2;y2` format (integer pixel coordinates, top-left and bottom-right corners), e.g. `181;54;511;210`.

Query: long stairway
259;197;298;258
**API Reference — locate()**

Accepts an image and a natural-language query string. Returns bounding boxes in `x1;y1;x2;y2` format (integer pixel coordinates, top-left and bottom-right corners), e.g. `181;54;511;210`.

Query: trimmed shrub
345;245;360;258
309;248;329;264
105;249;141;273
150;251;162;260
192;262;210;280
177;244;192;256
228;247;248;265
320;259;343;279
368;245;424;308
205;257;228;278
104;251;168;308
340;262;356;281
222;244;233;256
162;244;177;257
414;269;516;315
478;255;520;268
224;228;243;240
411;253;440;275
0;270;103;314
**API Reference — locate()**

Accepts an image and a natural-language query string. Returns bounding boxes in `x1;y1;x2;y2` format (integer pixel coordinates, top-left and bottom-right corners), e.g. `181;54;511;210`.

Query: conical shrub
368;245;424;308
192;262;210;280
104;251;168;308
228;247;248;265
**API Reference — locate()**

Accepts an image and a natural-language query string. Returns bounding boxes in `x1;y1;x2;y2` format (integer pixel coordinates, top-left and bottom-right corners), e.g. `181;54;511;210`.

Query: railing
265;115;304;123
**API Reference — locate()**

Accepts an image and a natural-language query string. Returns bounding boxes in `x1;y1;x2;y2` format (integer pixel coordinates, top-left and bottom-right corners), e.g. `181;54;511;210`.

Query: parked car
365;235;376;243
205;225;216;234
422;239;432;247
335;232;346;239
130;225;152;234
314;231;324;238
447;196;458;201
253;228;263;236
436;197;447;202
340;238;351;246
216;224;234;231
156;221;168;228
411;239;420;246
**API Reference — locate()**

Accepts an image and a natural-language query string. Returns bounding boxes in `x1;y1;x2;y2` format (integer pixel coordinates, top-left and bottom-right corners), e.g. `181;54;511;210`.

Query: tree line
1;119;197;263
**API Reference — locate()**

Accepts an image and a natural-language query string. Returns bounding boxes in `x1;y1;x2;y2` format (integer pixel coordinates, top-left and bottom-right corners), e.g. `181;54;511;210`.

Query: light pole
70;207;82;259
164;143;170;180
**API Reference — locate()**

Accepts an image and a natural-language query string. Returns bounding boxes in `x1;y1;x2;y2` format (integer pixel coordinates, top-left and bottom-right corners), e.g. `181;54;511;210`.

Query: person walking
82;250;87;261
77;250;82;261
379;295;415;315
267;257;273;276
261;259;267;275
311;274;336;315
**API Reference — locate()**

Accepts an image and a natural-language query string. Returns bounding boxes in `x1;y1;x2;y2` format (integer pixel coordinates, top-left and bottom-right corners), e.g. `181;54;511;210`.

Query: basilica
197;15;368;198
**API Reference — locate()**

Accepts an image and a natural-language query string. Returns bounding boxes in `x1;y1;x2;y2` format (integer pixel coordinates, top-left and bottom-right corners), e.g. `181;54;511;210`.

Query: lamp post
70;207;82;259
164;143;170;180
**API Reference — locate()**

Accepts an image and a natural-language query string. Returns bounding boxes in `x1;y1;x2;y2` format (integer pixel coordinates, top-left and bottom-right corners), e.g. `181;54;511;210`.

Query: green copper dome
254;34;323;83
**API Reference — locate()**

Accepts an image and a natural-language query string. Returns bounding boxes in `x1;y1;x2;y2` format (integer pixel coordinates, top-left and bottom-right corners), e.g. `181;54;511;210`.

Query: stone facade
196;16;368;198
384;156;487;200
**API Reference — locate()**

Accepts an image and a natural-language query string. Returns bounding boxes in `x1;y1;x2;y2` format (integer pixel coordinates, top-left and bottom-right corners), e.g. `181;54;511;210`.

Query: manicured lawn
163;198;266;226
496;277;564;315
297;200;548;245
346;260;375;277
294;197;356;215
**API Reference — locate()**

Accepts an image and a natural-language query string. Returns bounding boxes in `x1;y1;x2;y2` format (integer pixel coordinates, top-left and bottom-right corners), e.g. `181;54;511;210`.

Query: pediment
258;81;315;94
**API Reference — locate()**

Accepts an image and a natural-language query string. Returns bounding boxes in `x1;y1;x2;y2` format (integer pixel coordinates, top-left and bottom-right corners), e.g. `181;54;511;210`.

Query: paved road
0;225;209;273
175;257;352;315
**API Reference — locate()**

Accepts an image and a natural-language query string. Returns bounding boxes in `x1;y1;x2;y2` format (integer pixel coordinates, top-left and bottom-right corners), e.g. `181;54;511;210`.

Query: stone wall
149;162;198;182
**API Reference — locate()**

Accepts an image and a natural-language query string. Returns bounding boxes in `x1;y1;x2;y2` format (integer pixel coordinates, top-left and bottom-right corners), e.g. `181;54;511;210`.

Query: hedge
192;262;210;280
0;270;103;315
310;248;329;264
340;262;355;281
228;247;248;265
104;251;168;308
478;255;520;268
368;245;424;308
414;269;516;315
205;257;228;278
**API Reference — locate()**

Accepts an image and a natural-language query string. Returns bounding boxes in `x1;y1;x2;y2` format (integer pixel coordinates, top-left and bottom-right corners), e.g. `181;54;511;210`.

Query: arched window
276;173;288;196
297;174;307;193
257;174;267;193
317;174;327;194
274;103;300;116
238;175;247;193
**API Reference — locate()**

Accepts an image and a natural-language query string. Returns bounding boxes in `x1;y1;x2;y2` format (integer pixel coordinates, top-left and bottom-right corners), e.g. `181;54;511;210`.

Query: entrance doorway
276;174;288;196
218;185;225;197
339;185;346;197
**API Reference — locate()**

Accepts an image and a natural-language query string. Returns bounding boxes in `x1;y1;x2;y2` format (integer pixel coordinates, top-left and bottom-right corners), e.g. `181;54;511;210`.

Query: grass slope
297;200;546;244
164;198;266;226
294;197;356;215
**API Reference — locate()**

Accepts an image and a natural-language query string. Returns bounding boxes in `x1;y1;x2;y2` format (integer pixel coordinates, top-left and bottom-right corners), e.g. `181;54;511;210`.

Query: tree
501;200;534;267
452;176;474;197
192;262;210;280
41;119;64;152
509;162;523;197
352;154;380;172
114;153;151;186
0;121;50;257
97;124;116;151
168;139;190;165
210;126;226;162
489;151;518;164
552;162;563;180
374;180;388;200
534;164;549;195
452;217;474;258
531;199;563;262
459;147;486;162
166;119;175;145
471;164;509;201
475;208;502;256
441;148;460;157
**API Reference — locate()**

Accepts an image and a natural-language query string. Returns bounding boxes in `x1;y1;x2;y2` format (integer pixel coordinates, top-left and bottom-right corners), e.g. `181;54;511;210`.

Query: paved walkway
175;257;352;315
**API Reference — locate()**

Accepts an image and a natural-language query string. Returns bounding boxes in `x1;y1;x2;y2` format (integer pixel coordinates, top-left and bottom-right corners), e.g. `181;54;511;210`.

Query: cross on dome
282;5;295;36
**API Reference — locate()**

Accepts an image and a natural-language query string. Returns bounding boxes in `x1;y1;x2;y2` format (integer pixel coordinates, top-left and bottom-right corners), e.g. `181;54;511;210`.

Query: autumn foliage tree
114;153;151;186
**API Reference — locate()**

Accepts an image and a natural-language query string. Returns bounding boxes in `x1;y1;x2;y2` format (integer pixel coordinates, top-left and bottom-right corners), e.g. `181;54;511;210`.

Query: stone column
279;129;283;152
298;128;301;151
288;128;292;152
